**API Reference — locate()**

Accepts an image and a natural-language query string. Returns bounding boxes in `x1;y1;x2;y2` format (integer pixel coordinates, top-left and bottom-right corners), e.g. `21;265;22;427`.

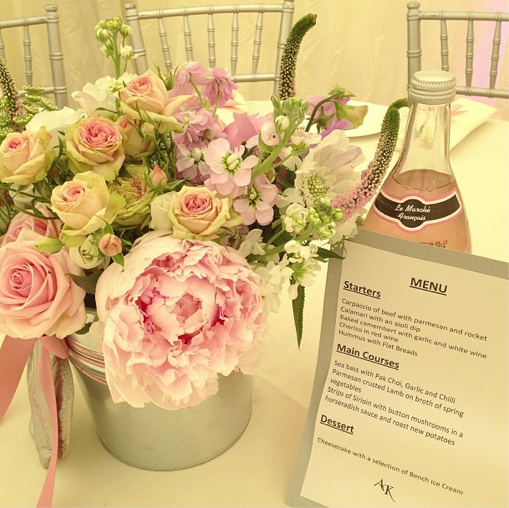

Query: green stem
264;227;285;247
251;128;294;179
211;87;222;117
305;93;342;132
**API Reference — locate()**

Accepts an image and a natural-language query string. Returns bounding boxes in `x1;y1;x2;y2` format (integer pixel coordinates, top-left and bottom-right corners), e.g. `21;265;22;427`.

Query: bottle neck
396;100;453;176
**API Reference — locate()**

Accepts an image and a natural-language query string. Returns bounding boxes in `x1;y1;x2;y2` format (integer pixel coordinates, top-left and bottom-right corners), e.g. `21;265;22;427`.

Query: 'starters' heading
343;281;381;299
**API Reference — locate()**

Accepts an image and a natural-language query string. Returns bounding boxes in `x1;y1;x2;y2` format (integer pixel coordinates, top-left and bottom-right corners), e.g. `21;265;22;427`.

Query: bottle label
372;189;462;231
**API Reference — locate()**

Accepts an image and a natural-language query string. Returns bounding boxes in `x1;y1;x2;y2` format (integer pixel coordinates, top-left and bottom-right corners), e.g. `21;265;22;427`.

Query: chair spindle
465;16;474;88
252;10;264;75
439;19;449;71
22;25;33;87
490;18;502;90
207;11;216;68
183;12;194;61
157;16;172;73
230;10;239;76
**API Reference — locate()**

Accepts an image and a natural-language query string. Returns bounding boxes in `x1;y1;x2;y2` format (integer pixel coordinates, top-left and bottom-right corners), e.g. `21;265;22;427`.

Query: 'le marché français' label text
372;189;461;231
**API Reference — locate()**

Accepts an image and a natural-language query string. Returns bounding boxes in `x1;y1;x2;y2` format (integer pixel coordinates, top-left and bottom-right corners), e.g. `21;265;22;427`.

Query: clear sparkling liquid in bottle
363;70;471;253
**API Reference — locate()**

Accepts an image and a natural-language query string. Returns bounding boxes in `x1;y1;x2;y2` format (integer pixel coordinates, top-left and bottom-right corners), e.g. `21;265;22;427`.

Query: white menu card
287;230;508;508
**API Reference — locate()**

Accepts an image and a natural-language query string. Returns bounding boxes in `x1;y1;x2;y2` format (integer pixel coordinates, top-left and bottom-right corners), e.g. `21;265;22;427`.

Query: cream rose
118;70;192;133
51;171;125;243
115;115;155;159
154;186;241;239
65;117;125;181
0;127;54;185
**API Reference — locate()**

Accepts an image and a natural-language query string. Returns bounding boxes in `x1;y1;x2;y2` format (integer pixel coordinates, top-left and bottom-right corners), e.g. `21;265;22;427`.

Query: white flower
8;184;41;209
281;203;308;234
149;193;173;231
254;259;292;312
69;236;103;269
285;129;365;207
331;211;364;243
120;45;133;59
284;240;318;262
260;121;280;146
289;129;321;154
275;115;290;132
72;73;133;116
288;257;321;299
238;229;265;258
26;107;86;149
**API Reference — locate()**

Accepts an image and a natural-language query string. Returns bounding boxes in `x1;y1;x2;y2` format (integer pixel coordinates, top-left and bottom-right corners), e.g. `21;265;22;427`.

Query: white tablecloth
0;114;507;507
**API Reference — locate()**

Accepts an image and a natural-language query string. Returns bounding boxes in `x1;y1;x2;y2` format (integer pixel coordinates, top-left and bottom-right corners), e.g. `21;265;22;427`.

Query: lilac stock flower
202;67;238;107
171;61;208;96
174;108;220;146
203;138;257;197
233;176;279;226
176;143;211;183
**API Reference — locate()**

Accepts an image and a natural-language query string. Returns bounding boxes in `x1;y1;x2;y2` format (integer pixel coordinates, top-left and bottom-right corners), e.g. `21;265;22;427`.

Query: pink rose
0;127;54;185
98;233;122;257
118;70;192;133
96;231;267;410
65;117;125;181
0;230;86;339
148;164;167;188
1;203;61;246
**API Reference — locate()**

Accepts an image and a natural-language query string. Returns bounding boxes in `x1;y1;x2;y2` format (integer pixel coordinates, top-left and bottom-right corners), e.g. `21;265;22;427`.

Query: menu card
287;230;508;508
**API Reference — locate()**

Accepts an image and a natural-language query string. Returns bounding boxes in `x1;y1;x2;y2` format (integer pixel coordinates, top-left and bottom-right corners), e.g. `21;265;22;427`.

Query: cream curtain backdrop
1;0;507;118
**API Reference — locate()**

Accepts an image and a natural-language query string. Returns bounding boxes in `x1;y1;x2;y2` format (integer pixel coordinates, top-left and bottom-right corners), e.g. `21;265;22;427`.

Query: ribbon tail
36;346;59;508
40;335;69;360
0;337;37;421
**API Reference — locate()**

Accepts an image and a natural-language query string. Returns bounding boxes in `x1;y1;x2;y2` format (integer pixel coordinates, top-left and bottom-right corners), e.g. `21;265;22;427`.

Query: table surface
0;114;507;508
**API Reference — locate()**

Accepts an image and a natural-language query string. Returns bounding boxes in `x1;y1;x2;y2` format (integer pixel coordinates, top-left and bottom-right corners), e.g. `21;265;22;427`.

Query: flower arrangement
0;16;403;411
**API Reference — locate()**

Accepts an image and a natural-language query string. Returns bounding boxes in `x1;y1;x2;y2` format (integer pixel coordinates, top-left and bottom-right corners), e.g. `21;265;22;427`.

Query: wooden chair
0;4;68;108
124;1;295;95
407;1;509;99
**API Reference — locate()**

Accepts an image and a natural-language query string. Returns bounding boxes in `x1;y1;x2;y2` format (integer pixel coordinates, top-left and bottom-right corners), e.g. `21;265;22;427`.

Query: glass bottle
363;70;471;252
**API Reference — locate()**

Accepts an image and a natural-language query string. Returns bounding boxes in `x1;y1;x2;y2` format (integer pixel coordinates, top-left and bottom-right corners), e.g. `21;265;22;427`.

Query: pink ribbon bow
0;335;69;508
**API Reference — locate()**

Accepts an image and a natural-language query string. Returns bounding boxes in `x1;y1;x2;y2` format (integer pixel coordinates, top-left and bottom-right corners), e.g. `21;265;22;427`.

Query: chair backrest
124;1;295;95
0;4;68;108
407;1;509;99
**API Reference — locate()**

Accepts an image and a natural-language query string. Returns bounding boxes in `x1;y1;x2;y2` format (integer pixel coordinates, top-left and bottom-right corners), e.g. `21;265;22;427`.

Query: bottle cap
409;70;456;104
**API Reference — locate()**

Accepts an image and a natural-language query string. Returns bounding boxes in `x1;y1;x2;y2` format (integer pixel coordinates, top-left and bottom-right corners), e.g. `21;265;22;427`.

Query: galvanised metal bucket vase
66;311;253;470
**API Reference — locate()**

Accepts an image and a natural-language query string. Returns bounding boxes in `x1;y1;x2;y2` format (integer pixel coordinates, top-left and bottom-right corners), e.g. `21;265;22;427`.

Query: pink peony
0;230;86;339
95;231;267;410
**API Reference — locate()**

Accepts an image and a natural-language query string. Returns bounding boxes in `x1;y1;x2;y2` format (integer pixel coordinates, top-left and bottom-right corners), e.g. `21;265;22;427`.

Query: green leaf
316;246;344;260
112;253;124;267
68;272;101;294
74;322;92;335
292;284;306;348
